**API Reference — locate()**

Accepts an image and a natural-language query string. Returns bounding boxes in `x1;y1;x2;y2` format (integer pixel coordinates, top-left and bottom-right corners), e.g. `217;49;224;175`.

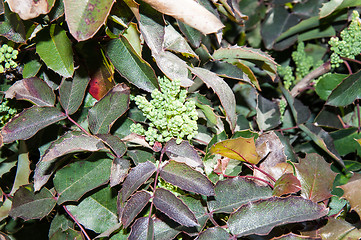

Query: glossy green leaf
36;24;74;78
64;0;115;41
120;161;156;203
0;4;26;43
282;87;311;124
10;141;30;195
153;188;198;227
0;198;12;222
48;213;74;238
319;0;361;18
295;153;337;202
40;131;107;164
207;61;247;82
197;227;231;240
97;134;127;158
261;6;299;50
66;186;118;233
0;106;66;144
5;77;55;107
22;59;42;78
210;136;260;164
105;36;158;92
153;51;193;87
128;217;154;240
123;23;142;56
256;94;281;131
127;149;156;165
139;2;165;55
190;67;237;132
315;73;346;101
160;161;214;196
177;21;202;48
331;128;361;157
327;70;361;107
153;218;180;240
213;46;278;81
163;139;202;168
9;184;56;220
110;158;130;187
163;24;197;57
178;195;208;233
299;123;343;165
227;196;328;237
54;157;112;204
319;218;361;240
88;83;130;134
121;190;151;228
59;67;90;115
207;177;272;213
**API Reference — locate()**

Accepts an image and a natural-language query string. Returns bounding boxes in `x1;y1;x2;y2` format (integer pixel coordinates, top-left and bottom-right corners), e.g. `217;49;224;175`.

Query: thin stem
222;146;276;183
291;61;331;97
341;57;361;65
357;100;361;133
148;149;165;222
63;205;91;240
343;60;353;75
67;114;91;136
275;126;299;132
240;175;274;188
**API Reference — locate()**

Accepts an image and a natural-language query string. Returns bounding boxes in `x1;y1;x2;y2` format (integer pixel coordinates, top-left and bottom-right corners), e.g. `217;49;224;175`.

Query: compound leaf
129;217;154;240
121;191;151;228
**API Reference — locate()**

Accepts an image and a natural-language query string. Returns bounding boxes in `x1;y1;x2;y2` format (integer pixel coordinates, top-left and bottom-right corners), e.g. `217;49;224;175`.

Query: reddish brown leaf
295;153;337;202
273;173;301;197
340;173;361;217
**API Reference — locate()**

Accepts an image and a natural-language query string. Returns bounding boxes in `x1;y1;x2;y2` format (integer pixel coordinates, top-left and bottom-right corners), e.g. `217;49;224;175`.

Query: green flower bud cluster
0;44;19;73
130;77;198;145
0;98;18;128
277;65;295;90
278;98;287;121
329;11;361;68
292;42;314;79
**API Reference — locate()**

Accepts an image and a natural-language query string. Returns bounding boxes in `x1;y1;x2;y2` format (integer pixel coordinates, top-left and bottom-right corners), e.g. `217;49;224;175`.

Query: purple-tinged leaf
120;161;156;203
207;177;272;213
327;69;361;107
5;77;56;107
190;67;236;132
129;217;154;240
299;123;343;166
88;83;130;134
160;161;214;196
227;196;328;237
163;139;202;168
66;186;118;233
40;131;107;164
153;188;198;227
197;227;231;240
9;184;57;221
121;191;151;228
59;67;90;115
105;36;158;92
96;134;127;158
64;0;116;41
153;218;180;240
110;158;130;187
273;173;301;197
54;157;112;204
0;106;66;144
295;153;337;203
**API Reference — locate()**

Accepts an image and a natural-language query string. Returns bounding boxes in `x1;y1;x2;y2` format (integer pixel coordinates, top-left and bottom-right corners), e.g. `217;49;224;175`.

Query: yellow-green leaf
210;136;260;164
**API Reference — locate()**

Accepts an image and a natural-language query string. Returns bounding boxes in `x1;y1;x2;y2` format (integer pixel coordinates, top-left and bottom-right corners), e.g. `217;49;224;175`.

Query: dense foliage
0;0;361;239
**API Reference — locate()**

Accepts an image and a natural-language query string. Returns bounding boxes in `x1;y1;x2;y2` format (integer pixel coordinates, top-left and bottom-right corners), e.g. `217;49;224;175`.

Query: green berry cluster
277;65;295;90
0;98;18;128
292;42;314;79
130;77;198;145
0;44;18;73
329;10;361;68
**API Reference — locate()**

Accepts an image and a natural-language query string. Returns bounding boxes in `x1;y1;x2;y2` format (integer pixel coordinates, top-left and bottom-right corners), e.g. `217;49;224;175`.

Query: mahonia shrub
130;76;198;145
